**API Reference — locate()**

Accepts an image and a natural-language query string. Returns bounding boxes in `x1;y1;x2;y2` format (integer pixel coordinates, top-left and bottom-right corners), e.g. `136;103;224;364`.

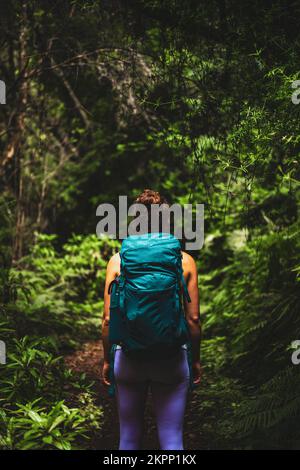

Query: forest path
64;340;203;450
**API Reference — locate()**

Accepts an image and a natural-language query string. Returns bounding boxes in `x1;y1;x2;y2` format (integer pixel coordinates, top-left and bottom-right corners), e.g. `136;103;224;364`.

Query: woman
101;189;202;450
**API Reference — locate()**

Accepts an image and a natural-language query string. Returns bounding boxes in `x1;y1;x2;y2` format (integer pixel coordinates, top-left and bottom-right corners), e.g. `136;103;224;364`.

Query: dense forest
0;0;300;450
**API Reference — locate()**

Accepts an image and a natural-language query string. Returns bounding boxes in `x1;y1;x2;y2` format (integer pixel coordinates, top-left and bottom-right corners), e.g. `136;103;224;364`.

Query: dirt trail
65;340;201;450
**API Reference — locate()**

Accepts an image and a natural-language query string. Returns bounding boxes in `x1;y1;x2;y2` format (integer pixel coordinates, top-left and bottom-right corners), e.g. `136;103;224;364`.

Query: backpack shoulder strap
177;254;191;303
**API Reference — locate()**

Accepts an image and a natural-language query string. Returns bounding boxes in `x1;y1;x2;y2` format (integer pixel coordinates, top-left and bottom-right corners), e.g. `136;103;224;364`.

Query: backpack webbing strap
108;343;118;398
118;253;126;316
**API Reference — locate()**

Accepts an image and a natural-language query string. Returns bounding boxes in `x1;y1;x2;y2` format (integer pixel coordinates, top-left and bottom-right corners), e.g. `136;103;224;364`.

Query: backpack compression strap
118;253;126;317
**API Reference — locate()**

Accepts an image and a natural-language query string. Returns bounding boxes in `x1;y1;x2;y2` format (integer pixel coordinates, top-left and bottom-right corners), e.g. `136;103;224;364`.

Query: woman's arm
101;253;120;386
182;252;202;385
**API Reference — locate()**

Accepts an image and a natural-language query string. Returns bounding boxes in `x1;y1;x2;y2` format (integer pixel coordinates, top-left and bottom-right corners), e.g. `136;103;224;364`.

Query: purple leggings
114;347;190;450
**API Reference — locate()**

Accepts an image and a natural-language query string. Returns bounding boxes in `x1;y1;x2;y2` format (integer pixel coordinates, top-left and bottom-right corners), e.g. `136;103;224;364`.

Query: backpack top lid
124;232;175;239
120;233;182;285
121;232;181;251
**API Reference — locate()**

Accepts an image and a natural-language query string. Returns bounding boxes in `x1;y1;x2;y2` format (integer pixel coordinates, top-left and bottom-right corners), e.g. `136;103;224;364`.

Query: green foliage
0;336;91;404
12;234;120;348
0;0;300;450
0;398;102;450
0;235;119;449
201;220;300;448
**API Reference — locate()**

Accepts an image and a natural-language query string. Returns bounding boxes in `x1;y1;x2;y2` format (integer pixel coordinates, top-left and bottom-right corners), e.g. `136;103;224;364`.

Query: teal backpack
108;232;195;396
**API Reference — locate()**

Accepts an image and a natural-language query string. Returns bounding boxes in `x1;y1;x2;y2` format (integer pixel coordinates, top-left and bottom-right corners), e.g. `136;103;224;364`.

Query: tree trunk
10;2;29;261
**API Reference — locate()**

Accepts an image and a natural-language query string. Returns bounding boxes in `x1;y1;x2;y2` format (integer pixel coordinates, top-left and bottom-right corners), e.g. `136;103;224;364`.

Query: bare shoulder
107;252;121;273
109;252;120;263
182;251;196;265
182;251;197;273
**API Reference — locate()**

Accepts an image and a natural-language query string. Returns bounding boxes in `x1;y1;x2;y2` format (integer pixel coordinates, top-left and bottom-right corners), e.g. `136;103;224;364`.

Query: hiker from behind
101;189;202;450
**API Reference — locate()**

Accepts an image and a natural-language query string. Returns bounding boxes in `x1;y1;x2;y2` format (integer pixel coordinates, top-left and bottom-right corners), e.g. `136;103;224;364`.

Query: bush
0;233;119;449
0;398;102;450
